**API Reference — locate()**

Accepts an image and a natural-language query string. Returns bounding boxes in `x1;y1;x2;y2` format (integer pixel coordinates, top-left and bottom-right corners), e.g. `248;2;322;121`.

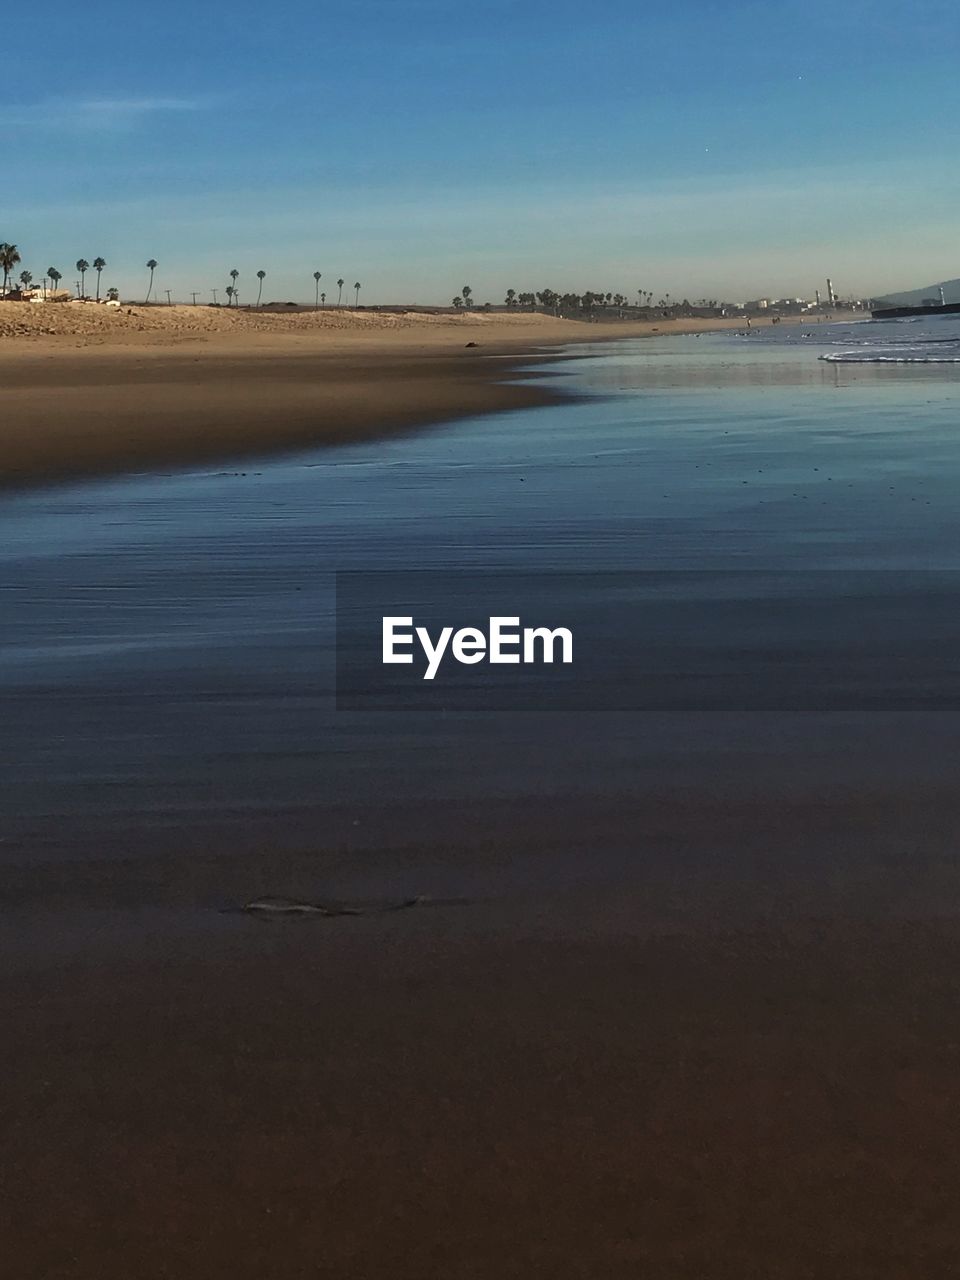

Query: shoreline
0;310;775;491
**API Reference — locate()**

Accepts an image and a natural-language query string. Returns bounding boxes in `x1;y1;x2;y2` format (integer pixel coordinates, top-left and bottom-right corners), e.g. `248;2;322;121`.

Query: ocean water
812;315;960;364
3;316;960;902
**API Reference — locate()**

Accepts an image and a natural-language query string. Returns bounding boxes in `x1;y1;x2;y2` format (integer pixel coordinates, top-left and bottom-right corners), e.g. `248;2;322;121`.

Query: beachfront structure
772;297;812;313
16;288;73;303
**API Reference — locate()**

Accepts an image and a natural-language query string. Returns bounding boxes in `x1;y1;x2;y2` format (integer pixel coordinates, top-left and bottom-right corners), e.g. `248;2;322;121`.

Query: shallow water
3;319;960;898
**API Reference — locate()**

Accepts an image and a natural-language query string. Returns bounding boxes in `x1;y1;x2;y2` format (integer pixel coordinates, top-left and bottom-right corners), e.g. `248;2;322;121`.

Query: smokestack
826;278;835;305
939;285;946;306
815;289;821;307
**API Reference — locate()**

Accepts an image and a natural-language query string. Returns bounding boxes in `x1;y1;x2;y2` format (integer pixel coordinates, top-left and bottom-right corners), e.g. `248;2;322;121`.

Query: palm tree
76;259;90;298
505;288;516;308
0;243;21;296
256;269;266;307
93;257;106;302
145;259;158;302
320;292;325;307
336;278;344;306
453;296;463;308
313;271;322;310
106;287;119;302
47;267;61;297
229;269;239;305
461;284;472;308
19;270;33;292
225;285;235;305
353;281;361;308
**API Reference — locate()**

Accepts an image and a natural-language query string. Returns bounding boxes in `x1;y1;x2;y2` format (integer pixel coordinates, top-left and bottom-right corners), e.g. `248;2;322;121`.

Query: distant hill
875;277;960;307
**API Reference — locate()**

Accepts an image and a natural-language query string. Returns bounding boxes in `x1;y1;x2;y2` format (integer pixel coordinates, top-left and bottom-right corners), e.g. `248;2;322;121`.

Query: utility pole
165;290;172;305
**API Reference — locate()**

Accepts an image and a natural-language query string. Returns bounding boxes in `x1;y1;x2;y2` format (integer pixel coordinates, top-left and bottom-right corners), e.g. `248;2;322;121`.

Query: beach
7;784;960;1279
0;302;761;488
8;804;960;1280
5;315;960;1277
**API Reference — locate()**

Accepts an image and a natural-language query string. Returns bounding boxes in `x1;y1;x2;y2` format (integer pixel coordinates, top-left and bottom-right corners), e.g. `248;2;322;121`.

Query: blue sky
4;0;958;303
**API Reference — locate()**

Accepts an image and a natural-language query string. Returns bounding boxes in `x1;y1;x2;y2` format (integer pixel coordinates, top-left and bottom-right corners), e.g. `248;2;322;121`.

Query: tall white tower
826;278;835;305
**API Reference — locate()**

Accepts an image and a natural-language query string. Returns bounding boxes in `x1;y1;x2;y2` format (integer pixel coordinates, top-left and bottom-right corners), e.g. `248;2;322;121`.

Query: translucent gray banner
335;571;960;712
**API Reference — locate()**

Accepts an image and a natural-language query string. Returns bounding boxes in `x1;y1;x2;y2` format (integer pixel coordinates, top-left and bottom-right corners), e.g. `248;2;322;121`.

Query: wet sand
0;311;765;489
6;786;960;1279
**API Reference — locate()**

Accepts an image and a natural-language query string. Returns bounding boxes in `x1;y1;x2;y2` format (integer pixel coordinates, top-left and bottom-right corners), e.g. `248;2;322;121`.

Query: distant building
772;298;809;313
744;298;770;313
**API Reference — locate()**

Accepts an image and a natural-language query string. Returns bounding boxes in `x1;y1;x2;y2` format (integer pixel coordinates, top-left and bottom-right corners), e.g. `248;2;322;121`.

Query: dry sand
0;298;753;347
0;302;762;489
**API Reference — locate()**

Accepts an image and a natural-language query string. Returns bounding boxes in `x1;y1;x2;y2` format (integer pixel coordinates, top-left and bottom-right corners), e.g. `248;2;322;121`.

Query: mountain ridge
875;277;960;306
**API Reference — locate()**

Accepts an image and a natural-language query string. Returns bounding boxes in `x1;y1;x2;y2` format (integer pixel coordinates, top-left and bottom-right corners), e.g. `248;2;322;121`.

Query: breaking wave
819;353;960;364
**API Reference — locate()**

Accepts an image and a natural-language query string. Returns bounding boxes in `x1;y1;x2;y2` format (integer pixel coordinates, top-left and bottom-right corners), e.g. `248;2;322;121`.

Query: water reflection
3;326;960;874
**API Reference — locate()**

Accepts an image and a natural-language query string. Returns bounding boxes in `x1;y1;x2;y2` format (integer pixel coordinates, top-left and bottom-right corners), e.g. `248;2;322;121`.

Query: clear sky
3;0;958;304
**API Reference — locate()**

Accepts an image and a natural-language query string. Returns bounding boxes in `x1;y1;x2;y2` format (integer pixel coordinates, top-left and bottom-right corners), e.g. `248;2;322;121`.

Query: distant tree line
453;285;723;316
2;240;725;316
0;242;121;301
1;242;366;310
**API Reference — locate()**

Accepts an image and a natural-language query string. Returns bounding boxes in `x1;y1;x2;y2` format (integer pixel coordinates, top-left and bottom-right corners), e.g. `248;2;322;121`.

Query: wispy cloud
77;97;206;116
4;95;214;132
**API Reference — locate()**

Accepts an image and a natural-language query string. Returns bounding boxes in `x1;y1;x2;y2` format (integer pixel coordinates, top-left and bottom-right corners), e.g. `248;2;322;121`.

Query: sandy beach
6;784;960;1279
6;306;959;1278
5;0;954;1270
0;302;763;489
